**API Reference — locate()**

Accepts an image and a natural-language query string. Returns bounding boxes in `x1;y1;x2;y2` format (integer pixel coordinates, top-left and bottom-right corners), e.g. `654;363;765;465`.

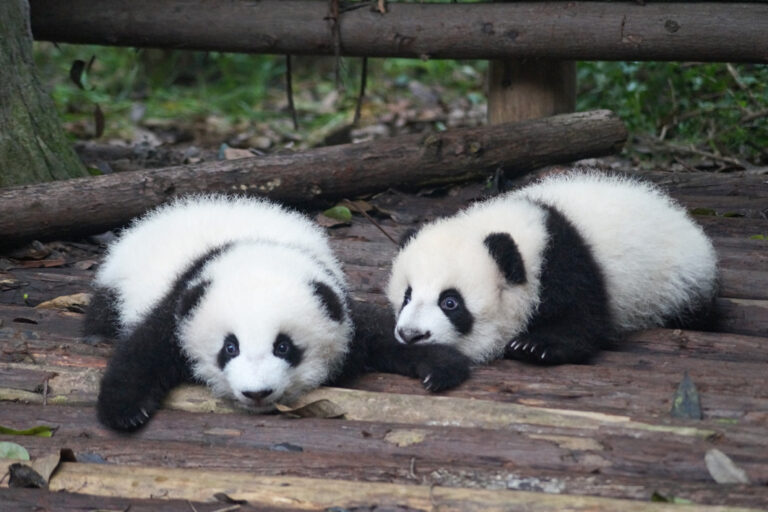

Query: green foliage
34;43;766;164
577;62;768;164
0;425;55;437
0;441;30;460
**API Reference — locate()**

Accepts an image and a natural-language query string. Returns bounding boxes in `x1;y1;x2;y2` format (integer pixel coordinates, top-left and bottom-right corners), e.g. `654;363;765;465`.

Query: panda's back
96;195;339;332
514;172;717;331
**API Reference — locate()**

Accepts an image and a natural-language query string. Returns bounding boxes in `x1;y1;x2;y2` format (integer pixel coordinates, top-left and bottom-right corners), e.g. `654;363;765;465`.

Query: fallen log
29;0;768;63
0;110;625;248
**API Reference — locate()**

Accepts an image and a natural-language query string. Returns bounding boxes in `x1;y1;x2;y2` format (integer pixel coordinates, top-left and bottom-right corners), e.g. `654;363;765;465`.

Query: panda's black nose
243;389;274;402
398;328;431;344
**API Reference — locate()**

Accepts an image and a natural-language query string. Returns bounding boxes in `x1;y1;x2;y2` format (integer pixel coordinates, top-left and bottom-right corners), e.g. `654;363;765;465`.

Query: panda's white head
387;198;549;363
176;242;352;410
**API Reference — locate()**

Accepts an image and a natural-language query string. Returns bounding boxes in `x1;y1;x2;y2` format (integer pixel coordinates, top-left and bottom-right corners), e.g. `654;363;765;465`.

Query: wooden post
488;60;576;124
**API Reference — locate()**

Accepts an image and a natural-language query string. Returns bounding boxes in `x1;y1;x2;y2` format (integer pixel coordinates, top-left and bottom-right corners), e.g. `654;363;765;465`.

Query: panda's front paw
97;391;158;432
415;346;471;392
505;331;597;365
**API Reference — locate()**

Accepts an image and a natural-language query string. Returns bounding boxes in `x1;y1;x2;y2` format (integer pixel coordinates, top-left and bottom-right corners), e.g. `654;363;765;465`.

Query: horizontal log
3;400;767;505
40;462;764;512
29;0;768;63
8;429;768;509
0;488;272;512
0;110;625;248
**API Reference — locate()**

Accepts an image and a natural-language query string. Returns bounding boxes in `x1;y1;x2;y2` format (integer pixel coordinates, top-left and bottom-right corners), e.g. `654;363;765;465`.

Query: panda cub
386;171;718;390
85;195;353;431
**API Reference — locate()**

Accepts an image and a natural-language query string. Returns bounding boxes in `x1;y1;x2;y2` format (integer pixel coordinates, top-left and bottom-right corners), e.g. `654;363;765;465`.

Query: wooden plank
29;1;768;63
0;488;280;512
7;432;767;508
33;462;763;511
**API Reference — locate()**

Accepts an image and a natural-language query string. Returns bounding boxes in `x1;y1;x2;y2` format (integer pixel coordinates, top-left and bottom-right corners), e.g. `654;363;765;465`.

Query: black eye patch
217;333;240;369
273;333;304;367
438;288;474;335
401;286;412;311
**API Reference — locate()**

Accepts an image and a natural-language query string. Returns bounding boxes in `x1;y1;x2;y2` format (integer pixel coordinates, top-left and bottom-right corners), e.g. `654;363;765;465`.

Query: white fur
96;195;352;408
387;170;718;363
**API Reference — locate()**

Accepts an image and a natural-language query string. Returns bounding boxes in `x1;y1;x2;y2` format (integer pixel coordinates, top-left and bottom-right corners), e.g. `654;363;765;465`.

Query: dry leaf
705;448;750;484
275;399;345;419
35;293;91;311
8;451;62;488
222;147;254;160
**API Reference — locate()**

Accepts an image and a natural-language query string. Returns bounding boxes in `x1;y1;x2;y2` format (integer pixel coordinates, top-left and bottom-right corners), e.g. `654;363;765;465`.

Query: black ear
398;227;420;248
312;281;345;323
484;233;526;284
176;280;211;320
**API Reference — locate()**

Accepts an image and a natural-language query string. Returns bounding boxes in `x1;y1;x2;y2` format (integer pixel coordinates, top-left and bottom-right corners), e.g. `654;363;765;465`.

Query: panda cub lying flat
385;171;718;390
85;195;353;431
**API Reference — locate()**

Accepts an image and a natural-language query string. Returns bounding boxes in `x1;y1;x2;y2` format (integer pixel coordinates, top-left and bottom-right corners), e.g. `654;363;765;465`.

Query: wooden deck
1;169;767;511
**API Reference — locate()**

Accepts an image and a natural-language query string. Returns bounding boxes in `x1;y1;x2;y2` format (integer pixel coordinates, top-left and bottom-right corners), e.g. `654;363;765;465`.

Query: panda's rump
518;173;717;330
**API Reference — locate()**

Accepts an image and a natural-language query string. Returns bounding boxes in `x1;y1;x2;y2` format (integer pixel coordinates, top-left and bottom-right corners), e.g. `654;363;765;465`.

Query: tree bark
0;110;626;248
29;0;768;63
0;0;88;187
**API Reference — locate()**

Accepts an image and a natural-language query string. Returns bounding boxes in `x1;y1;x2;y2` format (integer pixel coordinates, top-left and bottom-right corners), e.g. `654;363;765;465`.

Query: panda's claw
541;350;548;360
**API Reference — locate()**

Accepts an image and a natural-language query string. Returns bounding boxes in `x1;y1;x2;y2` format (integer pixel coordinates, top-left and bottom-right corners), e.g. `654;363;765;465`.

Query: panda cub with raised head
85;195;353;431
386;171;717;390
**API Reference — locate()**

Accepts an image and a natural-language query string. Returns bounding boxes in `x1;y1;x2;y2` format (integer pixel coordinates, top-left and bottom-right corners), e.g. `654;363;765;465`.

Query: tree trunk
487;60;576;124
0;0;88;187
0;110;626;247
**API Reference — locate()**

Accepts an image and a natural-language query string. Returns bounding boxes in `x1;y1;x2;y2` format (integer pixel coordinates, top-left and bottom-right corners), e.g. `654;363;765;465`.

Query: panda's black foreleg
340;300;471;392
370;342;472;392
97;314;192;432
83;286;122;343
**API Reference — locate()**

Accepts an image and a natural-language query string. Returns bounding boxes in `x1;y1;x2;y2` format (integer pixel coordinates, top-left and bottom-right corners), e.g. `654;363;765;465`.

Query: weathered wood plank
7;432;767;508
0;487;280;512
35;462;765;511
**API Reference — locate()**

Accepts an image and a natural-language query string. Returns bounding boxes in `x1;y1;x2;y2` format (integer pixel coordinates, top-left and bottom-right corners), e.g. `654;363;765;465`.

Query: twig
354;57;368;125
726;63;760;108
742;108;768;124
42;376;49;406
285;55;299;130
408;456;418;479
328;0;342;89
343;199;398;246
658;140;745;168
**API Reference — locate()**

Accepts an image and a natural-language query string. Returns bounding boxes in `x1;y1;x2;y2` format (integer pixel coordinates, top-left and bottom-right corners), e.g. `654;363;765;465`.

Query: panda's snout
242;389;274;404
397;327;431;344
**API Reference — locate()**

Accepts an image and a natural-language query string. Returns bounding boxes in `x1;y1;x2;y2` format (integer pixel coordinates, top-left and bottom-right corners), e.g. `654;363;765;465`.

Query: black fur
398;227;420;248
332;300;471;392
312;281;344;322
484;232;526;284
505;204;611;365
217;333;240;369
273;333;304;367
96;244;230;432
83;286;121;341
438;288;473;335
